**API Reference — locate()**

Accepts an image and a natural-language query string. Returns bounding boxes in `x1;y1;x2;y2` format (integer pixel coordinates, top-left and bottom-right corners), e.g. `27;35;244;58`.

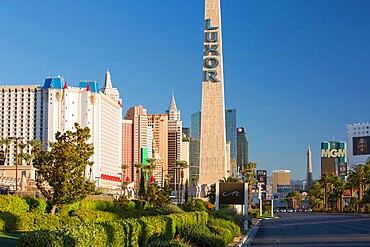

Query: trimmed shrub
0;195;29;213
161;204;184;214
23;197;47;213
183;198;207;212
209;225;233;243
74;209;121;222
148;238;192;247
56;202;81;216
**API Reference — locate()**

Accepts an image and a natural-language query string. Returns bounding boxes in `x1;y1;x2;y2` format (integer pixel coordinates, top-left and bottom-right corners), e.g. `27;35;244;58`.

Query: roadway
249;212;370;246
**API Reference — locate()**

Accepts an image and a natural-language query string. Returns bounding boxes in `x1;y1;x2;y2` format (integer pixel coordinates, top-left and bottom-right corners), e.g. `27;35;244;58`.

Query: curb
235;219;261;247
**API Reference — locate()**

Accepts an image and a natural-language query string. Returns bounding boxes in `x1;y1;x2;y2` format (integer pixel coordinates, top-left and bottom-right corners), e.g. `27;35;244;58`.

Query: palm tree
320;173;338;210
219;176;242;182
145;158;158;184
18;141;28;166
134;163;146;197
175;160;188;205
242;162;257;210
285;191;302;209
332;175;346;212
1;137;13;164
308;181;324;211
23;153;34;166
27;139;43;154
347;164;367;212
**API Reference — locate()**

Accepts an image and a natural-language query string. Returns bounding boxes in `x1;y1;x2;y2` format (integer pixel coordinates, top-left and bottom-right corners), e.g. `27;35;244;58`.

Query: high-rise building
0;73;124;189
166;94;182;188
321;141;347;178
47;76;123;189
147;114;168;186
125;105;148;188
0;85;41;180
273;170;291;193
122;119;133;182
225;109;237;159
190;111;201;183
306;146;313;189
199;0;227;185
347;123;370;169
237;127;248;173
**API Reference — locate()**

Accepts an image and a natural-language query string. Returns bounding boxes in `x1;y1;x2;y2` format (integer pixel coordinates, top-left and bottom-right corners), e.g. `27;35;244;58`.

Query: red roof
63;81;68;89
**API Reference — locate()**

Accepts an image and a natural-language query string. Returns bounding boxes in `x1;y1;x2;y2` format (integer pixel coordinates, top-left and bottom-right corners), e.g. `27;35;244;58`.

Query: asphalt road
251;212;370;246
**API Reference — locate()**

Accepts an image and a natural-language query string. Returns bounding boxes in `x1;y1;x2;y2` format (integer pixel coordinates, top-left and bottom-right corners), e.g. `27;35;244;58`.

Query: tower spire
306;146;313;189
104;69;113;89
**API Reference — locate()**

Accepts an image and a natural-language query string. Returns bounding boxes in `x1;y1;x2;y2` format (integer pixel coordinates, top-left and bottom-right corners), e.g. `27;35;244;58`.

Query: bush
183;198;207;212
80;200;115;212
23;197;47;213
148;238;192;247
0;195;29;213
74;209;121;222
161;204;184;214
56;202;81;216
113;195;130;212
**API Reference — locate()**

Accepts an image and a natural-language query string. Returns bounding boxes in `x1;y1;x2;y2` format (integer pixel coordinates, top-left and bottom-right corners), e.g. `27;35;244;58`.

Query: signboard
338;163;347;177
256;170;267;191
219;182;245;205
353;136;370;155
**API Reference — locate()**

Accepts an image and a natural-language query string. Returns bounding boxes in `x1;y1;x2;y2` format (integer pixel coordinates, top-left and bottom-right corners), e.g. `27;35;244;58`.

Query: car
287;209;293;213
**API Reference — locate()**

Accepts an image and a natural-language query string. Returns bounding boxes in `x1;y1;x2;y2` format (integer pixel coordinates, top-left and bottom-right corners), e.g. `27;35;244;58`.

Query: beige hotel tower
199;0;227;184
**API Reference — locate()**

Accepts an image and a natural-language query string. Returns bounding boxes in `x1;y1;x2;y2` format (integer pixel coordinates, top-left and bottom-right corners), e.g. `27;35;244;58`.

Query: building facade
190;111;201;184
347;123;370;169
147;114;168;186
320;141;347;178
166;94;182;188
0;73;123;189
237;127;248;173
273;170;291;193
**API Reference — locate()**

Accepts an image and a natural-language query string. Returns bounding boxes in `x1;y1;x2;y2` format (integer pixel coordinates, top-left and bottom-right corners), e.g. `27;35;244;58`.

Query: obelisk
199;0;227;185
306;146;313;189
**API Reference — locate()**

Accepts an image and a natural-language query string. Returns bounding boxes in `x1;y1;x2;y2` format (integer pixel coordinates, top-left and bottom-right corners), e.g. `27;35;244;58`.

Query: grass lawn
0;232;22;247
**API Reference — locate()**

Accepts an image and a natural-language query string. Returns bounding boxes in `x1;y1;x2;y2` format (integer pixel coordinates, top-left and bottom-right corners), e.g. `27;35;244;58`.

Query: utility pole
258;183;262;216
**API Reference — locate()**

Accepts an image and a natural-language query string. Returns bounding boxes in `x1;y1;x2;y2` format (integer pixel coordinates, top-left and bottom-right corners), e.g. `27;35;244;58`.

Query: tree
347;164;367;212
144;183;171;208
308;181;324;211
285;191;302;209
175;160;188;205
134;163;147;197
27;139;43;154
319;173;336;210
33;123;95;214
18;141;28;165
0;137;13;164
242;162;257;210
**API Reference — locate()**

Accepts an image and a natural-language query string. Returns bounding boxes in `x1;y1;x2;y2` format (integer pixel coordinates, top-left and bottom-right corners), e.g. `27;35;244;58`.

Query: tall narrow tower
199;0;227;184
306;146;313;189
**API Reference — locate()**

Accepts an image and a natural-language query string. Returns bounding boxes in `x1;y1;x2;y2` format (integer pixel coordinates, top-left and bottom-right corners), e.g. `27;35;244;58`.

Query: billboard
338;163;347;177
352;136;370;155
256;170;267;191
219;183;245;205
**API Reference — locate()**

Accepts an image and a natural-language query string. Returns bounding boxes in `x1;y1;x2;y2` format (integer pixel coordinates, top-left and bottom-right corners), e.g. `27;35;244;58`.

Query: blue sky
1;0;370;180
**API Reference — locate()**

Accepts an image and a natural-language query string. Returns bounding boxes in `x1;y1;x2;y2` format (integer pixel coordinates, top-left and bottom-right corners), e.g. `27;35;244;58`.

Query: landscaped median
16;211;241;247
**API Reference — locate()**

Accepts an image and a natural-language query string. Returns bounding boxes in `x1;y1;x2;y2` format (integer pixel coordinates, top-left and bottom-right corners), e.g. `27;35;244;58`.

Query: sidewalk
234;218;261;247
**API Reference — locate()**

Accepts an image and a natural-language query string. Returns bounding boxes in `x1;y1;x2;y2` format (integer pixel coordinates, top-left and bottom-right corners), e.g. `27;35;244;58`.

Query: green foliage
208;225;233;244
113;195;133;212
74;209;121;222
81;200;115;212
23;197;47;213
56;202;81;216
148;238;192;247
183;198;207;212
0;195;29;213
177;223;225;247
209;207;245;231
143;184;171;208
0;212;61;232
33;123;96;214
161;204;184;214
17;211;209;247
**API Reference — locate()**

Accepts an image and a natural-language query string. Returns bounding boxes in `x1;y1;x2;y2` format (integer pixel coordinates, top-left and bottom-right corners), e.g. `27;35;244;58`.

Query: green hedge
0;195;29;213
17;212;209;247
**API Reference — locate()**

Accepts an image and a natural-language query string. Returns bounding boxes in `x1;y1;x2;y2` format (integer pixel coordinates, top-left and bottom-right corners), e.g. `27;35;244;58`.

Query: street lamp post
9;136;24;191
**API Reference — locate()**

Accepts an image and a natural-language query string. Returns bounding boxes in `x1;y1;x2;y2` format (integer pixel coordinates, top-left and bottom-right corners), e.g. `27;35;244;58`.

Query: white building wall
347;123;370;169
